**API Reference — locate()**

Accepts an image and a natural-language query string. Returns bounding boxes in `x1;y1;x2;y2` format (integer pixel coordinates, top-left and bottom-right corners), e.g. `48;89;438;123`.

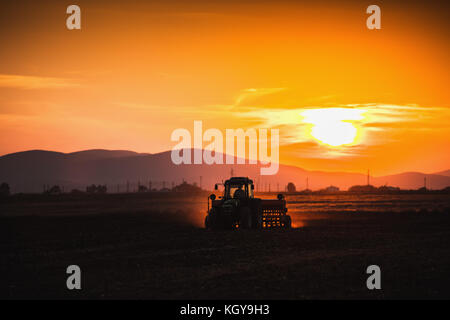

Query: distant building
86;184;107;194
171;181;202;193
324;185;340;193
378;185;400;193
348;185;377;193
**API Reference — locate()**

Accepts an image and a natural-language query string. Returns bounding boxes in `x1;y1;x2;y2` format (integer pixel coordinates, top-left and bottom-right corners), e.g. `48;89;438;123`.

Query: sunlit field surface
288;194;450;213
1;193;450;299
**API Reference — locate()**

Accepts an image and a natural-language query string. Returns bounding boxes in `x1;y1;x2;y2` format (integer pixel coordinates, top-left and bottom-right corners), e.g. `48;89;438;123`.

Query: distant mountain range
1;149;449;193
434;170;450;177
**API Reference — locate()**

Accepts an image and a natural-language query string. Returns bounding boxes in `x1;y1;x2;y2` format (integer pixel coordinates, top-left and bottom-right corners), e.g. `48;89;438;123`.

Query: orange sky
0;0;449;175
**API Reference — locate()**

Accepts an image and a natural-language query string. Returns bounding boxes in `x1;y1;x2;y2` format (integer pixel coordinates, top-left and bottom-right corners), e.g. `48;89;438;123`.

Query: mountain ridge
1;149;449;193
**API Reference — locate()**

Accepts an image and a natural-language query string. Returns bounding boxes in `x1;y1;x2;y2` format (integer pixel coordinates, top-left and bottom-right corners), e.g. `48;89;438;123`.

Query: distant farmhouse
324;185;340;193
348;185;378;193
172;181;203;193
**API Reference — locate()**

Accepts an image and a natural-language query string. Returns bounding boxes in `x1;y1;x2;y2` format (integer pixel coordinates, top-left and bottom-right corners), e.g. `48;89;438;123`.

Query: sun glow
301;108;365;146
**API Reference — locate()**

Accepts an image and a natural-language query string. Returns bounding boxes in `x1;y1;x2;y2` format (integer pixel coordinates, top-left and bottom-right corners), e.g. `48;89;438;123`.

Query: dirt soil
1;193;450;299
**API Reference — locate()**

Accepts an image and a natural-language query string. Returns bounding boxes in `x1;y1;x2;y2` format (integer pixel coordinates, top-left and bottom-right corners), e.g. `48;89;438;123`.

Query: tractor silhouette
205;177;291;230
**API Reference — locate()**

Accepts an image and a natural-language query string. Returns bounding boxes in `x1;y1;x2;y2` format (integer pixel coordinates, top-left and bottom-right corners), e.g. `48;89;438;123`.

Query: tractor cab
220;177;254;200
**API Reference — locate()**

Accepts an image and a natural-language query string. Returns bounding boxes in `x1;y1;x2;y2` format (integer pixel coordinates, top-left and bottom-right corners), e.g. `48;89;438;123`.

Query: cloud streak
0;74;80;89
235;88;286;106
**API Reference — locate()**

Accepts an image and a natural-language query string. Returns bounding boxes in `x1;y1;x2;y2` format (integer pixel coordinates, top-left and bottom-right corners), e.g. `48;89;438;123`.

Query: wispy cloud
235;88;286;106
0;74;80;89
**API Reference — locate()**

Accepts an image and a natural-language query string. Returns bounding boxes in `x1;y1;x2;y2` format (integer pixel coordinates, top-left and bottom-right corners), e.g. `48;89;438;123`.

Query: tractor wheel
240;207;253;229
207;208;221;230
284;215;292;229
205;215;210;229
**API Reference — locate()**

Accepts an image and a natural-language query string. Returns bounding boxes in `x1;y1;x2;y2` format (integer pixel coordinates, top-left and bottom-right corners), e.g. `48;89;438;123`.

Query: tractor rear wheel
207;208;222;230
204;215;210;229
240;207;253;229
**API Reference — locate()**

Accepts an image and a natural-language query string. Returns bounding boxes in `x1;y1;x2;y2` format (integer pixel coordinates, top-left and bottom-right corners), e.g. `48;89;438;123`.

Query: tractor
205;177;291;230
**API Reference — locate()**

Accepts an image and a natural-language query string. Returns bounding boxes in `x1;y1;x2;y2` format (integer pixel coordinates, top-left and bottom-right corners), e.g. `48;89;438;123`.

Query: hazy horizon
1;147;449;177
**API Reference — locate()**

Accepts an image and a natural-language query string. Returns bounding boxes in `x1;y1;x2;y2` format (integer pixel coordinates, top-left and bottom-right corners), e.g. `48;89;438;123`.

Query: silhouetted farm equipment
205;177;291;230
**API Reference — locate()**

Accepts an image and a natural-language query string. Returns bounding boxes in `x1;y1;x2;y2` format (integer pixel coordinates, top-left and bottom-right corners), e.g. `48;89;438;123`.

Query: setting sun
311;121;357;146
301;108;365;147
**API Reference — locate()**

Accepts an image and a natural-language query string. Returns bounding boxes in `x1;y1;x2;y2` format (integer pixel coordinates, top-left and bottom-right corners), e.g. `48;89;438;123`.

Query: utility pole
367;169;370;186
